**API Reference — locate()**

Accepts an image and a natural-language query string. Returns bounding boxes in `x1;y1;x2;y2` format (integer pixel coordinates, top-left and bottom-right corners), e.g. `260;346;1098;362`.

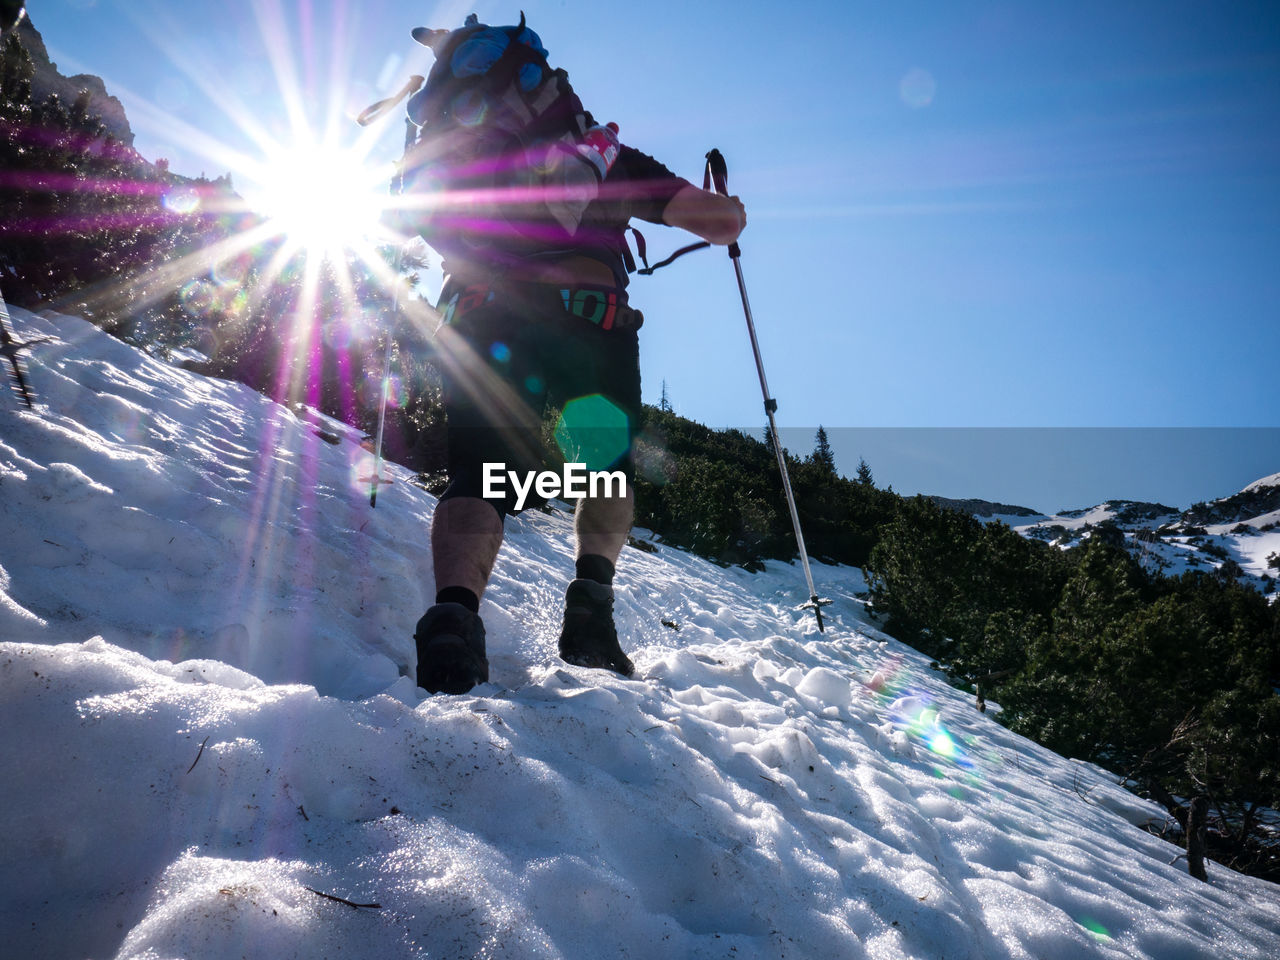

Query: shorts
434;278;643;516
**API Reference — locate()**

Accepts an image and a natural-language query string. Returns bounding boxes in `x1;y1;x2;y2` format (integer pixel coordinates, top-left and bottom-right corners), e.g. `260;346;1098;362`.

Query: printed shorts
434;278;643;515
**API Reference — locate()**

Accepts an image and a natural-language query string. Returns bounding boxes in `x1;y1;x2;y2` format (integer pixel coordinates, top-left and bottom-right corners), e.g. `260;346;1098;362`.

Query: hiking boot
558;579;634;677
415;603;489;694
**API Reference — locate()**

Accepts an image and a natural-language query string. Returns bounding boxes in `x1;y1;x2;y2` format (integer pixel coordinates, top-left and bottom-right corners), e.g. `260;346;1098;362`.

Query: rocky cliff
16;14;134;148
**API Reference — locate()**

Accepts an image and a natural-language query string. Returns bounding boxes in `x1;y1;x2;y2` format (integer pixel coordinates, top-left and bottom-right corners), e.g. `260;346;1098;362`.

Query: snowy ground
3;307;1279;959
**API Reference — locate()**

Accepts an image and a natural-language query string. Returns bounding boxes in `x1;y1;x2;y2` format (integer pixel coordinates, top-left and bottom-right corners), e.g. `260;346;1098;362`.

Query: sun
254;140;392;258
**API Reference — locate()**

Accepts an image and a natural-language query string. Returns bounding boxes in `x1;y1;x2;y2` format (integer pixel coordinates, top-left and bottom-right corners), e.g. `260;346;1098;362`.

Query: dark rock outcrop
928;496;1042;519
1183;482;1280;527
17;15;134;147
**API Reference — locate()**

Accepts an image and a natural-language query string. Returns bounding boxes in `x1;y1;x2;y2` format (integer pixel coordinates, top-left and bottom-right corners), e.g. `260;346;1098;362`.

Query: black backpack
396;14;608;265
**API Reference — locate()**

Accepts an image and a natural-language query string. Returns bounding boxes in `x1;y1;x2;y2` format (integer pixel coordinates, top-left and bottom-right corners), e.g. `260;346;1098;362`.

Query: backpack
395;14;609;265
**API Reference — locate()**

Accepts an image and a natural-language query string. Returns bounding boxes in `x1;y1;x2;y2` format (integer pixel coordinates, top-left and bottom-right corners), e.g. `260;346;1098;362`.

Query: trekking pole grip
704;149;741;258
704;149;729;196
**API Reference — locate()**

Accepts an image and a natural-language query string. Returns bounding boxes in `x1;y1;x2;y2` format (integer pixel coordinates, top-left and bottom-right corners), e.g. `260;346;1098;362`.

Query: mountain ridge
932;474;1279;531
935;478;1280;592
16;13;134;147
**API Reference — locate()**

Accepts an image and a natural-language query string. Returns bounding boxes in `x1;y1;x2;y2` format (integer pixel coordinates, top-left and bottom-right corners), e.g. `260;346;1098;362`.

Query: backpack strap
629;225;710;276
631;157;728;275
634;240;711;276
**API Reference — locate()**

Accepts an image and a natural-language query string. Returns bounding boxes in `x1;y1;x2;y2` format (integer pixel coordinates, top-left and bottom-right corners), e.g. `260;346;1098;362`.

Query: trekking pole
1;285;51;409
366;299;398;508
364;114;419;507
705;148;831;632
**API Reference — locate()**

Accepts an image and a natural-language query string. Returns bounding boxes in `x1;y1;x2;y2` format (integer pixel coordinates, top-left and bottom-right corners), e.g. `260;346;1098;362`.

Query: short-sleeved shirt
441;144;689;288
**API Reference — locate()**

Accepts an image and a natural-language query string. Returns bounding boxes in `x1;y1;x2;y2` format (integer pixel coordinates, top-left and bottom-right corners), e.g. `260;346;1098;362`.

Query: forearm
661;184;747;245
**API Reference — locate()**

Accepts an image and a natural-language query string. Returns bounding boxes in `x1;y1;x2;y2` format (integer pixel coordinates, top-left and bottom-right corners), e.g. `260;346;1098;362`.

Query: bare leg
416;496;501;694
431;496;504;598
430;484;631;599
574;486;634;567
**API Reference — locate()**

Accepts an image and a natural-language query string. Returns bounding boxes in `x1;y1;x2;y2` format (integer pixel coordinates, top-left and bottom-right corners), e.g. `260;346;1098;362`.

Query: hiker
403;16;746;694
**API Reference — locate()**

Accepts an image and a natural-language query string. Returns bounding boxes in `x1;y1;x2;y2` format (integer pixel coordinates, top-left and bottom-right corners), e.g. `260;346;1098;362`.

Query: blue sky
26;0;1280;508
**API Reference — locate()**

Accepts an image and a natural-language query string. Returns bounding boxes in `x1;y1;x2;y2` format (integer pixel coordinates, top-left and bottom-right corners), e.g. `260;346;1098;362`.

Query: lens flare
162;188;201;214
633;435;676;485
179;279;217;312
900;67;937;108
871;655;979;777
321;318;355;351
211;251;254;287
1078;917;1112;941
929;728;958;759
384;374;407;409
554;394;631;472
452;89;488;127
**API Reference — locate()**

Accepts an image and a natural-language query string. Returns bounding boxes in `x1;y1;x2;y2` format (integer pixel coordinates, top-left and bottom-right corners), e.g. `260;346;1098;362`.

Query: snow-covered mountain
2;306;1279;959
1003;491;1279;589
944;484;1280;593
1244;472;1280;494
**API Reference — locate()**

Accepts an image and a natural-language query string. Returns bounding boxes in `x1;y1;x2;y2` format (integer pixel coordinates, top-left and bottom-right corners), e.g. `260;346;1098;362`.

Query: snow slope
2;307;1279;959
1245;472;1280;494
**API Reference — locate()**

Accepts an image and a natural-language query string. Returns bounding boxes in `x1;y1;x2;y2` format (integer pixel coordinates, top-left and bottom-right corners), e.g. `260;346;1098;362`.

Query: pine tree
812;425;836;476
856;456;874;486
1;31;33;103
